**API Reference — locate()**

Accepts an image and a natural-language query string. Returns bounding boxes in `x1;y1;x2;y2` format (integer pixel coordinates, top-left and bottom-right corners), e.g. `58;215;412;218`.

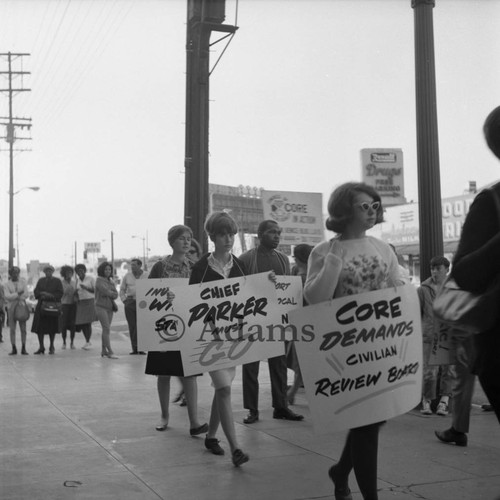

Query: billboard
261;190;324;246
361;148;406;206
84;242;101;253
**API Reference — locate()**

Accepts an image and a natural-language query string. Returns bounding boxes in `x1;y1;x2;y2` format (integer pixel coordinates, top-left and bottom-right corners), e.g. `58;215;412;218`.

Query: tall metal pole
184;1;211;252
184;0;237;253
412;0;443;282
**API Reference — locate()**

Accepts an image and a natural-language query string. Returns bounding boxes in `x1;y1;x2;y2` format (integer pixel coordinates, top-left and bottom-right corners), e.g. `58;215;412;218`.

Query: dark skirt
60;303;76;330
31;303;60;335
145;351;184;377
75;298;97;326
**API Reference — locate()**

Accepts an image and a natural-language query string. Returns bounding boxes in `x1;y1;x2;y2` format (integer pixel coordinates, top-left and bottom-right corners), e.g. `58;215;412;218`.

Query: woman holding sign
145;225;208;436
189;211;250;467
305;182;402;500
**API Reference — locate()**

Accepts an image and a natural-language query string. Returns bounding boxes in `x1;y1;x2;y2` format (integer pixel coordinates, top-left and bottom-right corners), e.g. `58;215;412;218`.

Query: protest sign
289;285;422;433
428;322;456;366
269;275;304;341
136;273;300;376
136;277;189;352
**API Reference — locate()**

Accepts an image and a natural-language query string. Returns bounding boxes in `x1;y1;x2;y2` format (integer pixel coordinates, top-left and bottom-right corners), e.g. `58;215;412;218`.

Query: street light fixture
8;185;40;269
131;233;149;271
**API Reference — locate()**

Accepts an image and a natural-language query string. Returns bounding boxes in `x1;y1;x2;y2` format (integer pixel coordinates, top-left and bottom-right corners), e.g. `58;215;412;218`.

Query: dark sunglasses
357;201;380;212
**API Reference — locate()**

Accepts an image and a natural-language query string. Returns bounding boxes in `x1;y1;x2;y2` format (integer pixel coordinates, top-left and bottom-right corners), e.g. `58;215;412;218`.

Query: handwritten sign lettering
289;285;422;433
137;274;301;375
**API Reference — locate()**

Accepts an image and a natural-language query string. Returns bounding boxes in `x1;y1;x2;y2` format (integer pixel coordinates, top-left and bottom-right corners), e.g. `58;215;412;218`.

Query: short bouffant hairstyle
484;106;500;160
204;211;238;242
167;224;193;247
326;182;384;234
60;265;74;279
293;244;313;264
75;263;87;274
97;261;113;277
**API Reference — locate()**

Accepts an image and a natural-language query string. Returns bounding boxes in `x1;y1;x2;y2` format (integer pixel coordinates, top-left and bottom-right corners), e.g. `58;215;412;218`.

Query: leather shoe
190;423;208;436
328;465;353;500
273;407;304;421
435;428;467;447
243;410;259;424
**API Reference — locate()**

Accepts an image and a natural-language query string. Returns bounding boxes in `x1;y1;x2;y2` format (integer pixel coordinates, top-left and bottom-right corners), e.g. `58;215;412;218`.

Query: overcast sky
1;0;500;268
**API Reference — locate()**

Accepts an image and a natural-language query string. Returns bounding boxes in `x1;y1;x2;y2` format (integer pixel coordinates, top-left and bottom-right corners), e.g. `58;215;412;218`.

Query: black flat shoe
328;465;353;500
190;423;208;436
243;411;259;424
232;449;249;467
435;428;468;447
205;437;224;455
273;407;304;421
34;348;45;355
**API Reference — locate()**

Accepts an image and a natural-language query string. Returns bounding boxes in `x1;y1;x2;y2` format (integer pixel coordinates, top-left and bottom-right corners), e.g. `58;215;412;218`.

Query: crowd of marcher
2;108;500;498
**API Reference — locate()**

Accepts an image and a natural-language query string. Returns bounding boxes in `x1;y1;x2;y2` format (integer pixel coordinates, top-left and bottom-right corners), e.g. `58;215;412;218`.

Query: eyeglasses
357;201;380;212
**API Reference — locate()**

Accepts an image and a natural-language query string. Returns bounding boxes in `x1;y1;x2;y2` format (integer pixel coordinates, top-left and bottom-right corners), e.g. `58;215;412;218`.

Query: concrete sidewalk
1;323;499;500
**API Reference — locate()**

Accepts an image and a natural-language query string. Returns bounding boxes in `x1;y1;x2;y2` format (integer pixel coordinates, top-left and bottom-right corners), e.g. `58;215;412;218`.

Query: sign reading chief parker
289;284;422;433
136;274;303;376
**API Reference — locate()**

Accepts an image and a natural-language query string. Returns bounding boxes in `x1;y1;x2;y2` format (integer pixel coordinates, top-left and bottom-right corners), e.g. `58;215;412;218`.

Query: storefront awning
395;241;459;256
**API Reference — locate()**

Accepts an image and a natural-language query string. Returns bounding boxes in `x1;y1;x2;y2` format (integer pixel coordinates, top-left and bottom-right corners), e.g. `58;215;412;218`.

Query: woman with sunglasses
305;182;402;500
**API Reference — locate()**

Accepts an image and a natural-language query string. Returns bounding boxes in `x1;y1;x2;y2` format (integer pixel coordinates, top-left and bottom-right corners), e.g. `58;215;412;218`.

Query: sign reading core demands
289;285;422;433
137;274;303;376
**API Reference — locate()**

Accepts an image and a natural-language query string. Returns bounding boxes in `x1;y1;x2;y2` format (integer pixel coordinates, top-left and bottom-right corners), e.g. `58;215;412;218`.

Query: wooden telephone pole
0;52;31;270
184;0;238;252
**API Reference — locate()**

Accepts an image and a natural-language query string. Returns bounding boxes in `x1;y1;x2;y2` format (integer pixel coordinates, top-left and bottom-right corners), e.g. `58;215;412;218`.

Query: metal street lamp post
131;234;149;271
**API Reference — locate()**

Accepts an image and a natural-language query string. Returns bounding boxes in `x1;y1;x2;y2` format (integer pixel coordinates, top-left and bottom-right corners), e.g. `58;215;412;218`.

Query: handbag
433;187;500;334
13;300;30;322
112;300;118;313
433;276;500;334
41;300;62;317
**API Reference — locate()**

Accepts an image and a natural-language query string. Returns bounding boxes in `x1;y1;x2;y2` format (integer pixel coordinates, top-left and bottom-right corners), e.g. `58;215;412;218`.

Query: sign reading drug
289;285;422;433
136;274;302;376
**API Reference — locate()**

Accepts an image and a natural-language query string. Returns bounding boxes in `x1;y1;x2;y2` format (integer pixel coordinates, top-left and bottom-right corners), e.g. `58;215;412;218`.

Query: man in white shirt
120;259;148;354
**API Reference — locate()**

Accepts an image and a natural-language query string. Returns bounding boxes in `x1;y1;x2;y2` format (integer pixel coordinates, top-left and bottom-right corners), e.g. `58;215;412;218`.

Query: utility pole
0;52;31;270
184;0;238;252
411;1;443;282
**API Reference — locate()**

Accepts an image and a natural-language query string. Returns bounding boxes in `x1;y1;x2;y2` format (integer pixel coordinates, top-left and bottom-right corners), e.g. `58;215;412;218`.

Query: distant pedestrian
74;264;96;350
0;276;5;342
449;105;500;424
95;262;119;359
417;256;454;416
145;225;207;436
4;266;29;355
435;334;475;447
305;182;403;500
32;265;63;355
120;258;148;355
60;265;77;349
240;220;304;424
187;238;202;264
286;243;312;405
